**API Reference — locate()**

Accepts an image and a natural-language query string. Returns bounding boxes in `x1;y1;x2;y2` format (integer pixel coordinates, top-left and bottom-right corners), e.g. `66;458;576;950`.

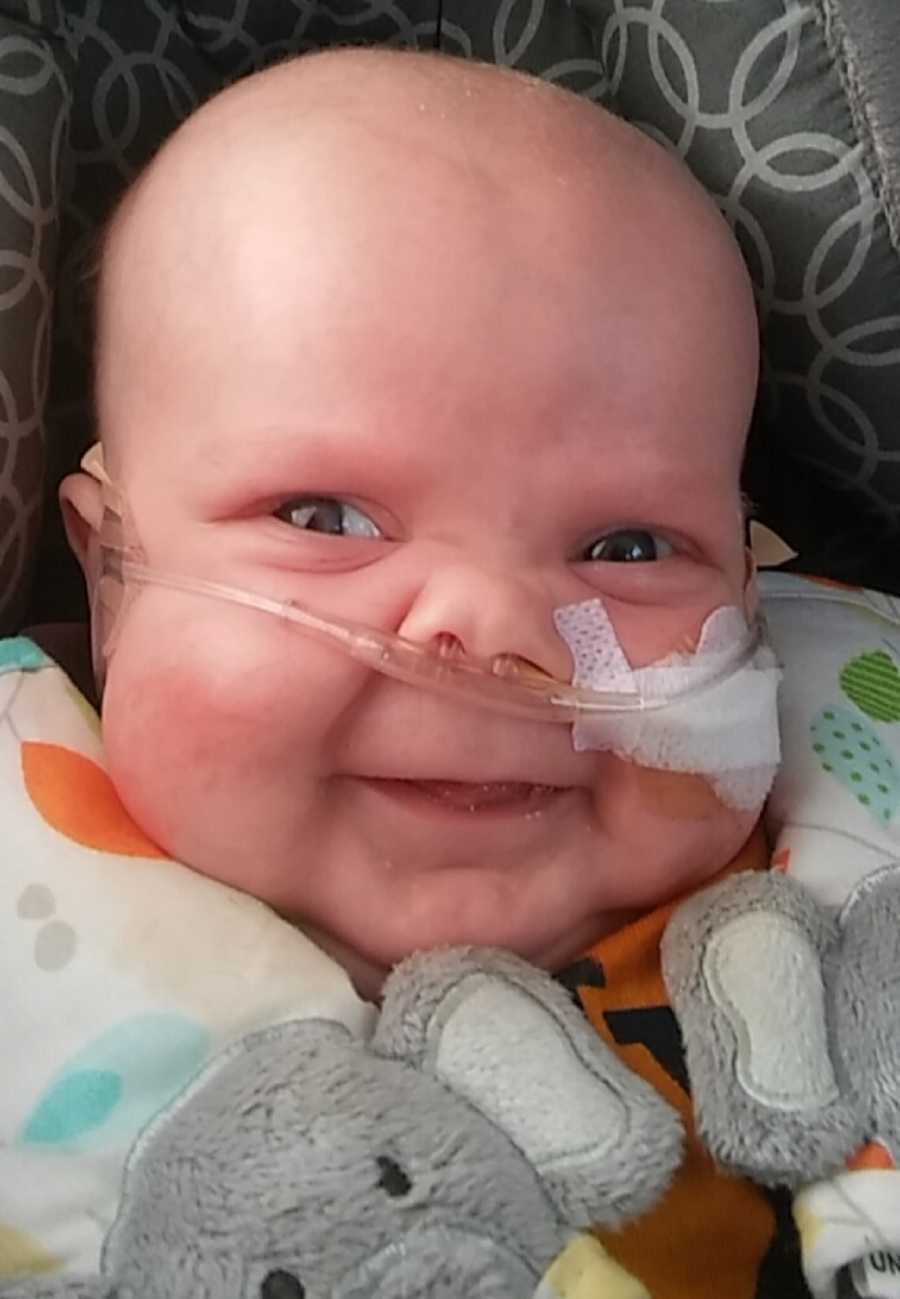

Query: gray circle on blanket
34;919;77;971
16;882;55;919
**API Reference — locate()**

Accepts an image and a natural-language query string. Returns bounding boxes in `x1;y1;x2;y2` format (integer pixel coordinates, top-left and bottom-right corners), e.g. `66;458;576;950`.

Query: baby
63;45;762;994
25;45;787;1298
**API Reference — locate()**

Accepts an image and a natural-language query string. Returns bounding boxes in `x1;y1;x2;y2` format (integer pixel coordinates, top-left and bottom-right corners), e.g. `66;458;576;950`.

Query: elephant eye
260;1270;305;1299
376;1154;413;1197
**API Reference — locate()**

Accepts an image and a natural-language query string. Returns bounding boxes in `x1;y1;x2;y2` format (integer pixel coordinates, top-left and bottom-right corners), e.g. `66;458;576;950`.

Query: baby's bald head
92;47;757;477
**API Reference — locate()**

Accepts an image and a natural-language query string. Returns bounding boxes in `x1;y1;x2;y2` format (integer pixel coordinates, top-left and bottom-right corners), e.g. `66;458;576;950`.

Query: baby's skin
61;48;761;998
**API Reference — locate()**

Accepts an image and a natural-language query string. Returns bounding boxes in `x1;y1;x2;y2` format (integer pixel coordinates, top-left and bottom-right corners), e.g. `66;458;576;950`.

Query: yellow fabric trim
540;1233;651;1299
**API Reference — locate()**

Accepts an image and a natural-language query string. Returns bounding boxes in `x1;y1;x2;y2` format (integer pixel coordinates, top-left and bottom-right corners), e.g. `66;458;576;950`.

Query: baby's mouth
378;778;563;813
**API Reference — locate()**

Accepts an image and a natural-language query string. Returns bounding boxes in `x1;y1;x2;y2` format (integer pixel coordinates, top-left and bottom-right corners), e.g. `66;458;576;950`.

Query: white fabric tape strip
552;599;781;810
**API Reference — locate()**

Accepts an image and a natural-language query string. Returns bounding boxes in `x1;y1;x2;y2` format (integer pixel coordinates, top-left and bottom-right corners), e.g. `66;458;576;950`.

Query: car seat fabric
1;0;899;632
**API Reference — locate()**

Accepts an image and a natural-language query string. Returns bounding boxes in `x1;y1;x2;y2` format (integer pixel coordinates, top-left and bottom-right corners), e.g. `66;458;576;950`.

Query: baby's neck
290;909;643;1003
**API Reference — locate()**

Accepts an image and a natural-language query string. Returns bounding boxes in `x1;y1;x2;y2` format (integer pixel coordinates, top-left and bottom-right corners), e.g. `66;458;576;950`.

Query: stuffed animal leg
661;868;861;1186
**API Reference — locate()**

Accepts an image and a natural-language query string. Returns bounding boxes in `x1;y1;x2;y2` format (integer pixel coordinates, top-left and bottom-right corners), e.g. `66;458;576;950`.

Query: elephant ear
374;947;682;1229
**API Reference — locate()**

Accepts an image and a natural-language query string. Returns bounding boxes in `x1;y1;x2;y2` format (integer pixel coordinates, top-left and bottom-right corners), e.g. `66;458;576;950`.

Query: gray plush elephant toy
1;948;682;1299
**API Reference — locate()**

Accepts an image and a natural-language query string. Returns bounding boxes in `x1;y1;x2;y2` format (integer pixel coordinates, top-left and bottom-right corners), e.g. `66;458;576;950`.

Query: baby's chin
288;906;642;1002
294;925;405;1001
257;787;760;1000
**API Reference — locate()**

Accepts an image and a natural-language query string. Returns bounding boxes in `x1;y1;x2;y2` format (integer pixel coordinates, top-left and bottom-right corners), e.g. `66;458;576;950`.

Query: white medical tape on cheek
552;598;782;811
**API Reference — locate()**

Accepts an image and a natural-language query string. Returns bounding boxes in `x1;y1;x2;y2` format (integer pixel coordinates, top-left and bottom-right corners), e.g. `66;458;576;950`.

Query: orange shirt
558;826;808;1299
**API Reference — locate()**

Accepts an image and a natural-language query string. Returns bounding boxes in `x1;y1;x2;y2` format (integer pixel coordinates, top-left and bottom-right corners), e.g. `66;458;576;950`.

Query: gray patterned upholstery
0;0;71;633
1;0;899;631
580;0;900;594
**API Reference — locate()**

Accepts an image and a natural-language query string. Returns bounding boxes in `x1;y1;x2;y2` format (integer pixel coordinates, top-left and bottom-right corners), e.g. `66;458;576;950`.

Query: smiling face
64;51;762;995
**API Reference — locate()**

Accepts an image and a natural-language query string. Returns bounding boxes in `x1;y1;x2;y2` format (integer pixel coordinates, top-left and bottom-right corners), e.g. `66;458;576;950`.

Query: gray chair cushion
0;0;72;633
33;0;220;628
177;0;605;86
578;0;900;590
4;0;900;628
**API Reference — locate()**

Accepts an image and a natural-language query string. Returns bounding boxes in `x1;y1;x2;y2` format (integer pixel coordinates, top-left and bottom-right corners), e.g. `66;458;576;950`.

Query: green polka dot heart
840;650;900;723
811;706;900;824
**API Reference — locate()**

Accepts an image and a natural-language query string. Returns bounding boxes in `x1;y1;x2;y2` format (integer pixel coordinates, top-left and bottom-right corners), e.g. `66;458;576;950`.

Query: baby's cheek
631;767;729;822
100;658;259;844
628;764;760;851
593;756;761;905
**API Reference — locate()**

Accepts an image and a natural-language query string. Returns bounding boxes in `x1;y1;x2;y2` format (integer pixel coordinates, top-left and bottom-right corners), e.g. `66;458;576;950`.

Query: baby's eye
274;497;382;539
583;529;674;563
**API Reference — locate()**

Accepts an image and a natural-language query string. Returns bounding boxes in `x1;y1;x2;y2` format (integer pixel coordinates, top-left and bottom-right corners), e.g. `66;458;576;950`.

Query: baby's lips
403;778;562;811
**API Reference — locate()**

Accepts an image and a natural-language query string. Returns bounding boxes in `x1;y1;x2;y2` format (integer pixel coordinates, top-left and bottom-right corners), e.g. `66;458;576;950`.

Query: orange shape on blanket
771;848;791;873
847;1140;896;1171
21;742;165;858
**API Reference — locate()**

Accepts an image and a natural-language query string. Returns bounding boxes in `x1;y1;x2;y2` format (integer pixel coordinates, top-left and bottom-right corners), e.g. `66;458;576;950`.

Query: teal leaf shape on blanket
22;1070;122;1144
0;637;52;677
811;706;900;824
20;1013;211;1149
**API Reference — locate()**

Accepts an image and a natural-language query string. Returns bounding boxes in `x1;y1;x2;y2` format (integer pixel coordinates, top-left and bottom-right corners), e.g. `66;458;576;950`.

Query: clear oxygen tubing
81;444;766;726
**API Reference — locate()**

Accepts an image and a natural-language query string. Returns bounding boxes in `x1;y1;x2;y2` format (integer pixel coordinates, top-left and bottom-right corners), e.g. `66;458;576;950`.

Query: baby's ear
59;470;104;583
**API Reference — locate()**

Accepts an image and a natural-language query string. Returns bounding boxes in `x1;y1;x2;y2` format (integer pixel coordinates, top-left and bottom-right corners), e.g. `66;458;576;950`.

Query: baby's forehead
99;56;702;382
96;49;753;481
104;50;682;267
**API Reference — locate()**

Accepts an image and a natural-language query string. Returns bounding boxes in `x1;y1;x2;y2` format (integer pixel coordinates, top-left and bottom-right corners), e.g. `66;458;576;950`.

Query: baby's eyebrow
190;423;413;503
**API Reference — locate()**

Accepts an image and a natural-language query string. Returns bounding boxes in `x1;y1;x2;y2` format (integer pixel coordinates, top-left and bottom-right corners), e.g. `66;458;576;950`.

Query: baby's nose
397;563;573;684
